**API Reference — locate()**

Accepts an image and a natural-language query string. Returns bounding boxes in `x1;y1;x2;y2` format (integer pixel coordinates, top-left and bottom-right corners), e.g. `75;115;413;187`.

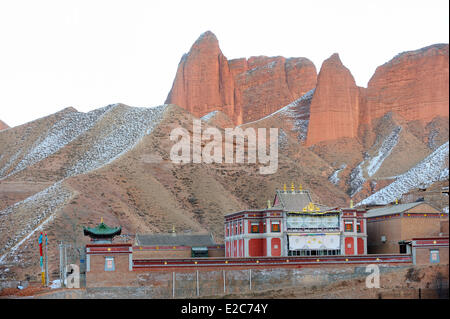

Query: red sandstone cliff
0;120;9;131
306;53;361;146
165;31;317;125
165;31;235;121
361;43;449;125
231;56;317;123
166;32;448;146
307;44;449;145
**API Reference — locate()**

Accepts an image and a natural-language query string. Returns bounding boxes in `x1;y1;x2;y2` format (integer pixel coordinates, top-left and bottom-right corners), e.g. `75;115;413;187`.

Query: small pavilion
83;218;122;243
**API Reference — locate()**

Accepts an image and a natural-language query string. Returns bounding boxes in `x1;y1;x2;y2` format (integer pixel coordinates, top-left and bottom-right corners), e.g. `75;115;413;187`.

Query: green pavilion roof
83;221;121;238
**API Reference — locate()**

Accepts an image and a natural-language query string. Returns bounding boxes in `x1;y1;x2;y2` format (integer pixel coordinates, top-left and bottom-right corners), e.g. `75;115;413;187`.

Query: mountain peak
165;32;317;125
327;53;342;63
197;30;218;41
0;119;9;130
192;31;220;49
306;52;359;146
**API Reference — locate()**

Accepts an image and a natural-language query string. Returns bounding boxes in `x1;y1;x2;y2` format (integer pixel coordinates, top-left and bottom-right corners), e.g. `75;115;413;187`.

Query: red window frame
345;222;353;232
271;221;280;232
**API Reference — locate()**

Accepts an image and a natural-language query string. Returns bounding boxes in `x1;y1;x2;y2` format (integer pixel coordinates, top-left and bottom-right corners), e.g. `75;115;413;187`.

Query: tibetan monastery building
224;184;367;258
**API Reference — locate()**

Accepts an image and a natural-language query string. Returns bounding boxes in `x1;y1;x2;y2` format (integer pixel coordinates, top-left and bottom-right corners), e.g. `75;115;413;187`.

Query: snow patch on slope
279;89;314;142
240;88;314;136
329;164;347;185
357;141;449;206
278;128;288;150
0;181;73;264
367;126;401;177
1;105;114;180
201;110;219;122
65;105;167;177
349;126;402;196
349;161;366;197
0;150;22;178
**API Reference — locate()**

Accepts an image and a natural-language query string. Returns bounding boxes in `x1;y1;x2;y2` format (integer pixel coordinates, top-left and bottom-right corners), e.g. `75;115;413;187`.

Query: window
251;223;259;233
344;222;353;232
399;244;407;254
430;250;440;263
357;222;361;233
271;221;280;232
105;257;115;271
239;223;242;234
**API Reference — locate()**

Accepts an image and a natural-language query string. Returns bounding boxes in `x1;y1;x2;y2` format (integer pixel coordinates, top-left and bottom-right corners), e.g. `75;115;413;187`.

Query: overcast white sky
0;0;448;127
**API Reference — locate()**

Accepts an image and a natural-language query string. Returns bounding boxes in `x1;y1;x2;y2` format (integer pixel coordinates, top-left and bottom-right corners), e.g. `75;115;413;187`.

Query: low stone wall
0;280;29;290
36;264;414;299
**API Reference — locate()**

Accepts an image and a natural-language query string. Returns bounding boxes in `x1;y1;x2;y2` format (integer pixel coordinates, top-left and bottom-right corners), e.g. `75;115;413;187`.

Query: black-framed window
251;223;259;233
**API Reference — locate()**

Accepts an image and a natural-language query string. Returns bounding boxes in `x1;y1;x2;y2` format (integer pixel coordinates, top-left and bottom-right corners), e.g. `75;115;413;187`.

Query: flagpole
39;233;45;286
45;233;49;287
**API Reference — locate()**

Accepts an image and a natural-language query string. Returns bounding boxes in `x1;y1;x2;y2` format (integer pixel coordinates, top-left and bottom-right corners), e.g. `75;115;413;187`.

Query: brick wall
441;220;449;236
133;248;191;259
86;254;135;288
367;218;402;254
401;216;442;240
208;247;225;257
415;247;449;265
132;247;224;259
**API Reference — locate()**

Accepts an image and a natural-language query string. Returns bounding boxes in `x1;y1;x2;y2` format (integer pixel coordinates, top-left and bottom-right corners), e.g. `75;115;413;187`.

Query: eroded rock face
362;43;449;125
166;32;448;147
306;53;361;146
165;31;317;125
232;56;317;124
306;44;449;145
165;31;235;121
0;120;9;131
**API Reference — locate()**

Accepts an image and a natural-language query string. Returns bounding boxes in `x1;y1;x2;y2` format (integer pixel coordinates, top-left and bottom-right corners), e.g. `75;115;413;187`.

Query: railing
132;254;412;270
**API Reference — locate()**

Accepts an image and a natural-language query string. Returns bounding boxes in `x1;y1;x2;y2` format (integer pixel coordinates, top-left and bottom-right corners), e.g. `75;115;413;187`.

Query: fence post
196;270;199;296
59;242;63;287
249;269;252;290
64;245;67;287
223;270;226;294
172;272;175;298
